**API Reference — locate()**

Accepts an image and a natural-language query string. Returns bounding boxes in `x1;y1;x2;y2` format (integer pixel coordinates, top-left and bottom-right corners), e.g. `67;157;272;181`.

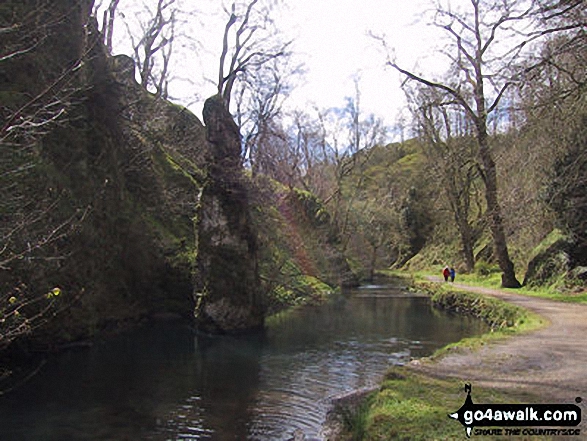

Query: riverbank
328;276;587;440
412;277;587;403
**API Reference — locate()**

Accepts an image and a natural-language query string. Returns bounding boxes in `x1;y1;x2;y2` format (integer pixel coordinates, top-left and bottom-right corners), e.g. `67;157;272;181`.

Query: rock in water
195;96;264;333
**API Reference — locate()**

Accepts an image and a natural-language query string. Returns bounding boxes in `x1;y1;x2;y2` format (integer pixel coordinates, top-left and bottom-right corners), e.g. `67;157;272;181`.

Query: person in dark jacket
449;267;456;282
442;266;450;282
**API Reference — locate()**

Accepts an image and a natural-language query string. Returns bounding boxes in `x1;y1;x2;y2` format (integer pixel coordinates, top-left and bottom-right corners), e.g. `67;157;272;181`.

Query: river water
0;284;487;440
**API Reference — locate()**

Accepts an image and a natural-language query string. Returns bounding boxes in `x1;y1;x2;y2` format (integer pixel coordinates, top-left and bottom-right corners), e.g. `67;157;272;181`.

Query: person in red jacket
442;266;450;282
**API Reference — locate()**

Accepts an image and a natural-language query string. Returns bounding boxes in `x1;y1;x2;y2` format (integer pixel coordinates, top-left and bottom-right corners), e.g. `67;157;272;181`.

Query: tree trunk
449;184;476;273
457;217;475;273
369;244;378;282
477;127;521;288
471;32;521;288
102;0;121;54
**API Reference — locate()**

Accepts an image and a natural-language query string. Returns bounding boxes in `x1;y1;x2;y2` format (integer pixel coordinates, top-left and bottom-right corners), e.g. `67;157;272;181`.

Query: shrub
474;260;500;277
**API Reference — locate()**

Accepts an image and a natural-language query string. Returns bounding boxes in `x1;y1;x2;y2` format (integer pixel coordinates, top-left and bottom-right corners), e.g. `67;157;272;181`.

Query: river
0;283;487;440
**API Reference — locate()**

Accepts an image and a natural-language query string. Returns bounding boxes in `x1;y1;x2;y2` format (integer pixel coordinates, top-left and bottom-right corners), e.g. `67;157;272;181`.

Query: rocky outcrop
1;1;206;343
194;96;264;333
1;1;354;347
523;230;574;287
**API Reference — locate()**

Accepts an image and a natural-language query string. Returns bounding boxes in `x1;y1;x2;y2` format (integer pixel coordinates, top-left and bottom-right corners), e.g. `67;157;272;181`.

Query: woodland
0;0;586;368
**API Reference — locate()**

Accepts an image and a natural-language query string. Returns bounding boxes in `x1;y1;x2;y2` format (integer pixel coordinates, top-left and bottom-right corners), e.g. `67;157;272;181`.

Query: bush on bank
427;286;530;330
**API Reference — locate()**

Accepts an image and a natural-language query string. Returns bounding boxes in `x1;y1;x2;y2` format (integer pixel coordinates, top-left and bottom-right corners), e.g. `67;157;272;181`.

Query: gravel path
410;279;587;417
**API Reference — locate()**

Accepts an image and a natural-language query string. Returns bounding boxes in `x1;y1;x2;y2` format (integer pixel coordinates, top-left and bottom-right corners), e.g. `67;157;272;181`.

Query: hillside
339;131;586;292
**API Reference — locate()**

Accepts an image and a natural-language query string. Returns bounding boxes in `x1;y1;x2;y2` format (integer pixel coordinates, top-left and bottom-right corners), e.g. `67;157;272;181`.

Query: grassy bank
340;274;550;440
454;272;587;304
344;367;550;441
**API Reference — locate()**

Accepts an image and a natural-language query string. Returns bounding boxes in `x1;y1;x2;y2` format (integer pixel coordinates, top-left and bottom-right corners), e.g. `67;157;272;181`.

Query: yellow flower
13;310;20;317
8;296;17;305
47;287;62;299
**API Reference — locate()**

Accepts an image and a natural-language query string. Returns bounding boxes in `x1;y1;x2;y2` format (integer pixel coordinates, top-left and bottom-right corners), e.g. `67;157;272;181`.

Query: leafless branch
216;0;290;110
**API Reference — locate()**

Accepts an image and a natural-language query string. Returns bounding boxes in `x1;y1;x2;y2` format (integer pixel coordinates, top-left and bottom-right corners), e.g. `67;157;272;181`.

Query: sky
278;0;438;120
99;0;453;139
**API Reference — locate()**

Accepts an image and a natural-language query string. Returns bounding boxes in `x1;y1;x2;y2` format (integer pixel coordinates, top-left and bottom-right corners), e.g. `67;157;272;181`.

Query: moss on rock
523;229;574;287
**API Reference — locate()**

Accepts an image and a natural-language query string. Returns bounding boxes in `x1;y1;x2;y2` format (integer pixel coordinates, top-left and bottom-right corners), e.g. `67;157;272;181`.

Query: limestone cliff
194;96;264;333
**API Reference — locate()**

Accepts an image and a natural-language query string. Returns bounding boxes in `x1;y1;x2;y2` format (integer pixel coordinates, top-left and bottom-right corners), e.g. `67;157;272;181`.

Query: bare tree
374;0;583;287
519;3;587;268
0;1;94;361
338;109;386;251
101;0;121;54
1;1;90;176
284;108;333;196
235;55;302;175
332;79;387;249
123;0;178;98
407;85;484;272
216;0;292;110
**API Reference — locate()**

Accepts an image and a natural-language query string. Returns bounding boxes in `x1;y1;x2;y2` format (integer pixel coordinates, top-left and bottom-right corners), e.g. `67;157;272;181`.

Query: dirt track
410;279;587;426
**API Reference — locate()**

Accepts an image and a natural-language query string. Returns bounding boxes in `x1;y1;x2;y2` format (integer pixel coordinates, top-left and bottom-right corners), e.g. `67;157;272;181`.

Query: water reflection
0;285;487;440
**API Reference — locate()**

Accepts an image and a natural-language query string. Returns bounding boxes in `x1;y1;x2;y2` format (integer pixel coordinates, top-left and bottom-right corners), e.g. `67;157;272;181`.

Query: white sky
102;0;454;138
278;0;436;128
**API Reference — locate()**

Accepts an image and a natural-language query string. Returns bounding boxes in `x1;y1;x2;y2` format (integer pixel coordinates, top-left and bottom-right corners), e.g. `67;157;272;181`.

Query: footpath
411;278;587;426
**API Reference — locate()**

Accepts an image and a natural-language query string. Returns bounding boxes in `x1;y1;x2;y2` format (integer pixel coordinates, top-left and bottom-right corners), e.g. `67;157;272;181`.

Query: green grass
454;272;587;304
346;367;552;440
529;228;566;257
424;283;541;329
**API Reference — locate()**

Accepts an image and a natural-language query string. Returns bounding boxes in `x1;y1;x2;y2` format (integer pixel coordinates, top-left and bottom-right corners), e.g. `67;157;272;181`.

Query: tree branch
388;61;477;120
